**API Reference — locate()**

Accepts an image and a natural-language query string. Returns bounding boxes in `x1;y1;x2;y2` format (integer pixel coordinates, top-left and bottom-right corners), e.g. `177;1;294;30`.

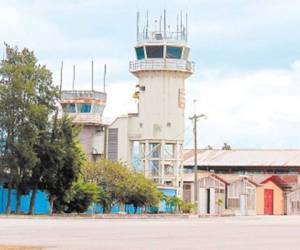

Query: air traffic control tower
61;89;107;161
108;11;194;196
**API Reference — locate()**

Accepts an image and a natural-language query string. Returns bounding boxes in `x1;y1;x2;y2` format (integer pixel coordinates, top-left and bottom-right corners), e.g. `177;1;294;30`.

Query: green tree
82;160;129;213
82;160;160;214
44;115;86;214
62;179;99;213
124;172;160;213
0;44;58;214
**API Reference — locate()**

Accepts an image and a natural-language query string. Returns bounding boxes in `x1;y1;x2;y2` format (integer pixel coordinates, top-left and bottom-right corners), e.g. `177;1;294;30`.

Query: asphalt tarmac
0;216;299;250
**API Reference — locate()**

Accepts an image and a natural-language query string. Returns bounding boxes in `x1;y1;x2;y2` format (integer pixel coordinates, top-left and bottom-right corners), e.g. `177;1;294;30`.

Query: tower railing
137;31;187;44
62;90;106;101
129;59;194;73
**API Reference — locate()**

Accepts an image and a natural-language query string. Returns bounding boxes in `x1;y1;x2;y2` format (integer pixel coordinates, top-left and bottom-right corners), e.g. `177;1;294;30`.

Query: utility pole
189;101;206;212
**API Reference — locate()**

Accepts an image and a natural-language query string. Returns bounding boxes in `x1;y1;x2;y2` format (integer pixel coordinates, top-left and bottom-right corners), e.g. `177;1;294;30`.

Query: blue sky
1;0;300;149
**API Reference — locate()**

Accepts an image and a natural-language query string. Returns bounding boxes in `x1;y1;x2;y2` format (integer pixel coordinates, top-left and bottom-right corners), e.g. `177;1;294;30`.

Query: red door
264;189;274;215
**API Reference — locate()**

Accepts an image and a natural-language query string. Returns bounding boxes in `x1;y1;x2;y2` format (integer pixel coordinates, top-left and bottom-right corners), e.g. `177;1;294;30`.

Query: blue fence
0;186;177;214
0;186;49;214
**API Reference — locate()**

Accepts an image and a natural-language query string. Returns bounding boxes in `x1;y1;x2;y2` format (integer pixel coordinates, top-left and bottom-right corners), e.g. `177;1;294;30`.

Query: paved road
0;216;300;250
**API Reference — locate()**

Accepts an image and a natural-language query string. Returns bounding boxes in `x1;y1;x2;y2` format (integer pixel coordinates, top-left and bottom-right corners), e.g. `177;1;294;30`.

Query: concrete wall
256;181;284;215
136;71;187;141
78;126;97;161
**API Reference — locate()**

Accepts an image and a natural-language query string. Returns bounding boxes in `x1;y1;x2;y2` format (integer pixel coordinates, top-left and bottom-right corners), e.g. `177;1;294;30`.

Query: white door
198;188;206;214
210;188;215;215
240;194;247;216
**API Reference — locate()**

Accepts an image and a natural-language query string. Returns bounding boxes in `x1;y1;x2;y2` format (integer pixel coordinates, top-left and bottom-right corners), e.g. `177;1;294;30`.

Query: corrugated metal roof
183;172;297;187
183;149;300;167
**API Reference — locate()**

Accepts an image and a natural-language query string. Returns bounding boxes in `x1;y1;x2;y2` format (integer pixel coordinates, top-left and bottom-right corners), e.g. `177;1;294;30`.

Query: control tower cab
108;11;194;197
61;90;107;161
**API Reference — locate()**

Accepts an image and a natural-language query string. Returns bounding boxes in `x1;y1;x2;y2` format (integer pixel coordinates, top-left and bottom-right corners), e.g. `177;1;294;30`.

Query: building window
135;47;145;60
164;143;175;158
166;46;182;59
149;160;159;176
92;104;102;113
77;103;91;113
146;46;164;58
164;163;175;175
132;141;141;172
149;143;161;158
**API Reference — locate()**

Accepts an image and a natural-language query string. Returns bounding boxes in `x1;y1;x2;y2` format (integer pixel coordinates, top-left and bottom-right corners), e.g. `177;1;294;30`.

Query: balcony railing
137;31;187;44
62;90;107;101
129;59;194;73
68;113;102;125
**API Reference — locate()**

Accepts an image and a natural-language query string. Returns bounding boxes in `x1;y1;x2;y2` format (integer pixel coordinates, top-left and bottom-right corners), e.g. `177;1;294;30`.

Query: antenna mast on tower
91;60;94;91
72;64;75;92
136;12;140;42
163;9;166;39
59;61;63;95
186;12;188;41
103;64;107;92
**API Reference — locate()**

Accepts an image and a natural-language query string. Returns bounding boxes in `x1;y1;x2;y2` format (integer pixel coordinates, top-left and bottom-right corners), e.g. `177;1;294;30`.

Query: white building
108;11;194;195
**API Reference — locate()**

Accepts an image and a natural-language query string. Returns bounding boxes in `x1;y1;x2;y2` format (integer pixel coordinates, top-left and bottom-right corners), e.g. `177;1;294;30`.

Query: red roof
261;175;289;189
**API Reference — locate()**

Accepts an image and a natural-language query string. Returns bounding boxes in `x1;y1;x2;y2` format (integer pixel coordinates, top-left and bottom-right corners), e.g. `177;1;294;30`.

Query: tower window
166;46;182;59
77;103;91;113
146;46;164;58
62;103;76;113
135;47;145;60
92;104;103;113
182;47;190;59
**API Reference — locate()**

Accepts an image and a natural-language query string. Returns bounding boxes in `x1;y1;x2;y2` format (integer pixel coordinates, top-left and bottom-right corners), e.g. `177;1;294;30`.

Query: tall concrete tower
108;11;194;196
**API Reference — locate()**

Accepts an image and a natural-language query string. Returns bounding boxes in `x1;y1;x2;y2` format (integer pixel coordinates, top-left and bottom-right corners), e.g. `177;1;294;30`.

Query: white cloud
1;0;300;149
185;60;300;148
104;81;137;122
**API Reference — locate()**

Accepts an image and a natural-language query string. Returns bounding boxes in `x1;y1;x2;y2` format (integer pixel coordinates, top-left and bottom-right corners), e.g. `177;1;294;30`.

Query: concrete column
176;142;181;184
160;140;165;185
176;142;183;197
144;140;149;177
128;141;133;170
283;189;292;215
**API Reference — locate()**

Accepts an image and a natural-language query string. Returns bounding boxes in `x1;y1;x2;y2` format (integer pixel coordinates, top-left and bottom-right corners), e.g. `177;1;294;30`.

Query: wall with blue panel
0;186;176;214
158;188;177;213
0;186;49;214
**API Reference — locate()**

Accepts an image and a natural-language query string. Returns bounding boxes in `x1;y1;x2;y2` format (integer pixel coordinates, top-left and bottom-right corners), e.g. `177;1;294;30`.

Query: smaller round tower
61;90;107;161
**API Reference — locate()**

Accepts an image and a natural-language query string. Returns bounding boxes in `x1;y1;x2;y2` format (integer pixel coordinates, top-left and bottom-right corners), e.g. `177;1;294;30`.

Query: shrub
181;202;196;214
63;180;99;213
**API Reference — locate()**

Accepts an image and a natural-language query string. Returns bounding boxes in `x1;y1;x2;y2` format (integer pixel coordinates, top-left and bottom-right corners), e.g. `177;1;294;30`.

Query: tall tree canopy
0;43;84;215
82;160;161;213
0;43;59;213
